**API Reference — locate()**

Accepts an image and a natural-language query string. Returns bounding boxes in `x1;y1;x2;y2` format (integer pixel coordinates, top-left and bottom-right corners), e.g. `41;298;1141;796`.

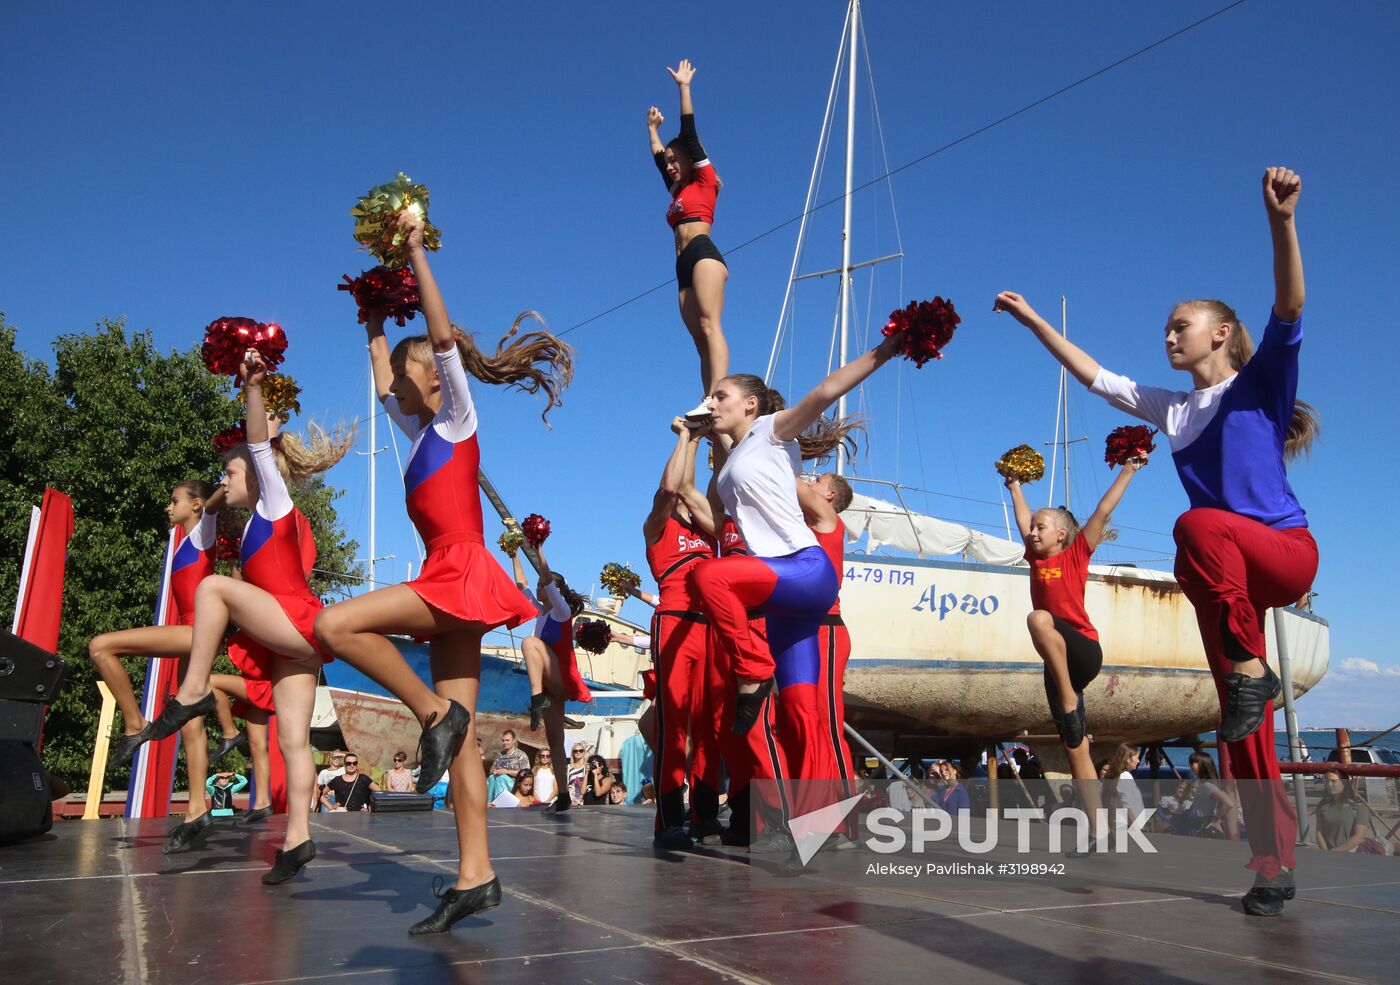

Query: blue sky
3;2;1395;727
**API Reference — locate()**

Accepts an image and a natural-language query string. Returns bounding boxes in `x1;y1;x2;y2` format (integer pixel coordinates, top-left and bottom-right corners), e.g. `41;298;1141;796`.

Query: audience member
582;754;615;804
608;782;629;805
533;748;558;804
1315;770;1384;853
1187;752;1238;838
322;754;379;812
513;768;539;808
567;741;590;805
938;761;970;813
383;751;414;793
489;730;531;801
316;752;346;812
206;771;246;813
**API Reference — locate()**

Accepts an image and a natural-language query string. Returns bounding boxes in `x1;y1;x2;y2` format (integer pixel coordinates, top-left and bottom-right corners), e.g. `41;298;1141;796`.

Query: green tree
0;316;360;791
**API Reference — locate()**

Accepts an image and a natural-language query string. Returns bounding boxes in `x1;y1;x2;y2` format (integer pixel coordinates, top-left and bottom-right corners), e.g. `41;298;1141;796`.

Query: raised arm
1263;167;1304;321
1004;478;1033;539
676;424;717;533
668;59;697;117
773;331;903;441
511;550;529;592
1082;458;1146;550
242;351;270;444
993;292;1101;387
647;105;666;158
396;211;454;354
364;310;394;402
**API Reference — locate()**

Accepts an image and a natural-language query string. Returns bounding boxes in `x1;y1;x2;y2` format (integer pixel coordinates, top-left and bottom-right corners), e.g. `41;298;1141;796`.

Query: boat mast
1061;295;1070;512
835;0;860;477
359;360;390;590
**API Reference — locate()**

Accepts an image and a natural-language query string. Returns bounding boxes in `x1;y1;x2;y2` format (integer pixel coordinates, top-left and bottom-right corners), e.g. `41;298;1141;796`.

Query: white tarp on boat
841;492;1026;565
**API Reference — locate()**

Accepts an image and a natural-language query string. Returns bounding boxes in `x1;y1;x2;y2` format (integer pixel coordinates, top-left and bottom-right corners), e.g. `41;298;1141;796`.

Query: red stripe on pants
1173;508;1318;879
689;555;779;681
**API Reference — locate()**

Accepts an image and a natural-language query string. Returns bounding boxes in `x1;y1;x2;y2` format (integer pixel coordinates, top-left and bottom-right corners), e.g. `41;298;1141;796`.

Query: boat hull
838;555;1329;744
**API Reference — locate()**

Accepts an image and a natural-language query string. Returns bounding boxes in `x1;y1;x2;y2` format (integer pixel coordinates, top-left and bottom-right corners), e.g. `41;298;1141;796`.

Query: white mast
835;0;860;477
367;357;378;589
1061;295;1071;512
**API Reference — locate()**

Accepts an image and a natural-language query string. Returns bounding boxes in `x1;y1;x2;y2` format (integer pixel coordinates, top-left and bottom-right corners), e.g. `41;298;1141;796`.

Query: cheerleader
96;479;225;851
123;352;353;883
313;210;571;934
1004;457;1147;847
512;546;592;813
647;59;729;419
642;419;719;848
995;167;1318;915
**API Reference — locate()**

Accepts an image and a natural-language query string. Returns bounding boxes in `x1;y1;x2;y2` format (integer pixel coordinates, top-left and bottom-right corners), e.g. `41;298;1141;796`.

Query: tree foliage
0;315;360;790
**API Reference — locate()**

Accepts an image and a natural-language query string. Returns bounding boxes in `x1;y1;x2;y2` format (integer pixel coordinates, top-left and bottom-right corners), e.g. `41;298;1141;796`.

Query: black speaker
0;741;51;843
371;791;436;813
0;631;66;702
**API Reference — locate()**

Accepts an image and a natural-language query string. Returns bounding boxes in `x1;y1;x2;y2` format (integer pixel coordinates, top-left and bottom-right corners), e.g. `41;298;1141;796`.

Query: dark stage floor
4;805;1397;985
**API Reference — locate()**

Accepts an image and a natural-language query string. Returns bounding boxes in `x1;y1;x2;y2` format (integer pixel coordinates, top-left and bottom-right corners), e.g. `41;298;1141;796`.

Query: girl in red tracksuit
996;167;1318;915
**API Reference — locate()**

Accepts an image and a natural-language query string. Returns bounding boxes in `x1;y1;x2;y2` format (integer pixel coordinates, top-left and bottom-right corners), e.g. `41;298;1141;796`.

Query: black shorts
1042;616;1103;710
675;234;727;290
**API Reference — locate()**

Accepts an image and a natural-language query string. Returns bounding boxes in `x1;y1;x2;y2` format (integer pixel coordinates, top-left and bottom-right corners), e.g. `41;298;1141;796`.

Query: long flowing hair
224;421;356;484
724;374;864;463
1185;299;1319;459
391;313;574;424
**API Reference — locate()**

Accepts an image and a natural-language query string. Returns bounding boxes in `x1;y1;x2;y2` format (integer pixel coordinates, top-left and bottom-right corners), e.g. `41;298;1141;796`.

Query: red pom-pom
215;533;241;563
338;266;422;327
212;423;246;454
201;318;288;377
522;513;551;547
574;619;611;655
881;297;961;367
1104;425;1157;467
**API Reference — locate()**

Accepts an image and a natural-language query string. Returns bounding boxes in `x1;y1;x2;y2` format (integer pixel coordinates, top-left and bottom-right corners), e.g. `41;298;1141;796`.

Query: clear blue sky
3;2;1395;727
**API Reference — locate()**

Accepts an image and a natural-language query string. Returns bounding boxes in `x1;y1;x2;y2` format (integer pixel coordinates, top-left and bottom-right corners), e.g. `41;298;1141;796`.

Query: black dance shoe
213;731;247;761
1242;886;1286;916
414;700;471;794
528;692;551;732
1053;694;1087;750
541;793;571;813
689;819;725;844
261;839;316;885
163;812;213;854
1218;664;1281;743
408;876;502;936
113;692;217;767
652;825;694;851
730;678;775;736
238;806;273;826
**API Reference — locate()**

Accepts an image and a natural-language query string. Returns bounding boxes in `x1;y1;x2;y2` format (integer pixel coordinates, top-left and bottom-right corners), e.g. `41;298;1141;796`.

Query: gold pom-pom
598;562;641;599
239;372;302;422
497;528;525;557
350;173;442;268
995;444;1045;483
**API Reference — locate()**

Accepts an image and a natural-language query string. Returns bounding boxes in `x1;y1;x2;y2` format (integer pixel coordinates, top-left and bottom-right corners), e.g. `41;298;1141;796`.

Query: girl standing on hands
647;59;728;419
123;352;353;883
1005;455;1147;850
313;210;571;934
995;167;1318;915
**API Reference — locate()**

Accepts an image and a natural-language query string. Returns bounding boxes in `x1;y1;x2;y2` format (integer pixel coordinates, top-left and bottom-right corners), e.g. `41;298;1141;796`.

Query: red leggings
651;610;711;831
1173;508;1318;879
816;619;855;787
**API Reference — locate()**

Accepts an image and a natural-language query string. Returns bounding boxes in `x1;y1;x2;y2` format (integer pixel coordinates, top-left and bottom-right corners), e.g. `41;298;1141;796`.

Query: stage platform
4;805;1397;985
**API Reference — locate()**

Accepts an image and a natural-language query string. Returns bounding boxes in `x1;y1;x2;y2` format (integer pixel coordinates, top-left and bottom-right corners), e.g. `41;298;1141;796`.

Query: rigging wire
555;0;1248;340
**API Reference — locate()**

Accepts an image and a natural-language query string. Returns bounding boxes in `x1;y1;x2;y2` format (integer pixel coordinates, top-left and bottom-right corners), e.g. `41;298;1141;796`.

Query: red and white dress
384;346;538;633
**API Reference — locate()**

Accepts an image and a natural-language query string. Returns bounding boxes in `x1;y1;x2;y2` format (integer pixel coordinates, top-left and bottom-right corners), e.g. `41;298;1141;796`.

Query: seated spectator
322;754;379;812
1315;770;1385;853
567;741;590;805
1187;752;1237;838
206;771;247;813
316;752;345;812
938;760;971;813
582;754;615;805
533;748;558;804
1157;779;1197;834
638;780;656;805
513;768;539;808
383;751;414;793
1102;744;1147;826
608;782;628;805
489;730;531;801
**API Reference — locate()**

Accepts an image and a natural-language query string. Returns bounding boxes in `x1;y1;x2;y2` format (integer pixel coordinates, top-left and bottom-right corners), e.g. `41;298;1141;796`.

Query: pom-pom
522;513;551;548
1104;425;1157;468
497;528;525;557
996;444;1045;484
338;265;421;326
881;297;960;367
350;172;442;268
239;372;302;421
598;562;641;599
574;619;611;655
201;318;287;376
215;509;243;563
212;423;246;454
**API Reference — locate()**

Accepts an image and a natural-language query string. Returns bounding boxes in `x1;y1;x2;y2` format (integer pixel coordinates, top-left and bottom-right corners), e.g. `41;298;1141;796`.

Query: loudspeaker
0;741;51;843
0;631;66;702
0;700;45;743
371;791;436;813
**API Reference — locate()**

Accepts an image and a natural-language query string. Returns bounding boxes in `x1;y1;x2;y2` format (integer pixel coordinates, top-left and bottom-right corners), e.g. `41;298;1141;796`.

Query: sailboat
767;1;1329;759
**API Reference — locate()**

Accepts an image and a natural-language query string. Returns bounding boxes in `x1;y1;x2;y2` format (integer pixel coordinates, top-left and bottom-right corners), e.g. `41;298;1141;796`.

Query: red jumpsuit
645;515;714;832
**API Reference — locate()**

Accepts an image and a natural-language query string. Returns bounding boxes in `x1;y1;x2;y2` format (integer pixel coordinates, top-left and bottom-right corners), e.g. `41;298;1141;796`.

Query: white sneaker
684;396;714;420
